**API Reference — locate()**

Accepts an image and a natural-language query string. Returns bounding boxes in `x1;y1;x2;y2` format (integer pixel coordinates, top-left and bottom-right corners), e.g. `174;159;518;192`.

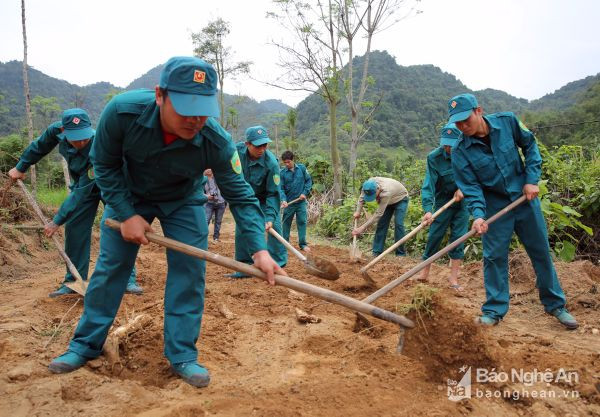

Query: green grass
37;187;68;208
396;284;439;318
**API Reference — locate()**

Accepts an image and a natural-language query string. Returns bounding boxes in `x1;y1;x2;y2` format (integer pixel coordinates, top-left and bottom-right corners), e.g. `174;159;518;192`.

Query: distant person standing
7;108;141;297
203;169;227;242
448;92;577;329
280;150;312;252
352;177;409;257
227;126;287;278
418;123;469;289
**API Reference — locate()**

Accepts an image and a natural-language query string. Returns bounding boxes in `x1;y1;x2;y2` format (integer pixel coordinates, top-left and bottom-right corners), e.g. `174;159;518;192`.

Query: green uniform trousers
422;204;469;260
373;198;408;256
481;197;566;319
63;192;136;285
68;202;207;365
282;199;308;249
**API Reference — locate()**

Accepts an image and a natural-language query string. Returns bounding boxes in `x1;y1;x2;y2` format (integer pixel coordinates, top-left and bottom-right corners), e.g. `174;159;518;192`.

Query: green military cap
245;125;272;146
440;122;461;147
159;56;219;117
448;93;478;123
57;108;95;141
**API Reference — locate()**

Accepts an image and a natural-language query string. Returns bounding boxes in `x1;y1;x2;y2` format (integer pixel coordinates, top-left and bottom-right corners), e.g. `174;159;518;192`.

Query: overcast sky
1;0;599;106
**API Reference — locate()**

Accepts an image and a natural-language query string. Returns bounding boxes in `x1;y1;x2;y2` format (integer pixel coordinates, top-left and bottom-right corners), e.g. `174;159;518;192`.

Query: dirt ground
1;205;600;417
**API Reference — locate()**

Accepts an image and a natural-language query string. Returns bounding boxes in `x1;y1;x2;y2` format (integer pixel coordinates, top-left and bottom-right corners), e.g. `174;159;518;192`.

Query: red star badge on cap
447;129;452;134
451;101;457;109
193;70;206;83
73;117;80;125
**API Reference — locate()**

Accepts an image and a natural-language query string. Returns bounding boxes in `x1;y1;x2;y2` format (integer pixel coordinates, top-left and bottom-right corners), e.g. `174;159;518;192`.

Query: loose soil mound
403;293;496;384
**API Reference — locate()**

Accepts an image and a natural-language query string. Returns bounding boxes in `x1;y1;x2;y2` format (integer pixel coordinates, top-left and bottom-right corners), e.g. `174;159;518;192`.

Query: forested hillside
0;61;289;139
2;52;598;150
0;60;116;135
523;80;600;148
296;51;532;155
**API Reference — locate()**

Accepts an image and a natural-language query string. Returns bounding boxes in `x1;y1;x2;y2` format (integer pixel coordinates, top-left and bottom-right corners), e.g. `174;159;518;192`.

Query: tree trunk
61;157;71;194
21;0;36;196
349;135;359;190
274;124;280;159
219;85;225;126
328;100;342;204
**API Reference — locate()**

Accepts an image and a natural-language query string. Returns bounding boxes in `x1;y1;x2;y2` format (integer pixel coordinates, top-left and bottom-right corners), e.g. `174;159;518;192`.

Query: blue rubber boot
48;285;75;298
171;361;211;388
475;315;499;326
48;351;88;373
125;267;143;295
125;282;144;295
550;308;578;330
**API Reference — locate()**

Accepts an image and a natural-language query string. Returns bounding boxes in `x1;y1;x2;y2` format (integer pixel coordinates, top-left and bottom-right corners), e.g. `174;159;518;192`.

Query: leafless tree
21;0;36;194
337;0;422;189
192;18;252;126
268;0;345;203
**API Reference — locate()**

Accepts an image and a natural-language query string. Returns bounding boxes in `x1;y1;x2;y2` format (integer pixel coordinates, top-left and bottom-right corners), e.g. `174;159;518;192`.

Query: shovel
354;196;527;333
104;218;413;329
360;197;457;286
268;227;340;280
16;179;87;296
349;218;362;262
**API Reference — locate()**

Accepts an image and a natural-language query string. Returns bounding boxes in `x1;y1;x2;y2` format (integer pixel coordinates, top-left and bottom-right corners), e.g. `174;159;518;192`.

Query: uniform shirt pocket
439;168;456;191
498;141;523;176
470;153;497;186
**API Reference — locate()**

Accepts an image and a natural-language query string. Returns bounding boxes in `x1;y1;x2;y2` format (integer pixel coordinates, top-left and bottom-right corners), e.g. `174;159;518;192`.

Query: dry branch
103;313;152;366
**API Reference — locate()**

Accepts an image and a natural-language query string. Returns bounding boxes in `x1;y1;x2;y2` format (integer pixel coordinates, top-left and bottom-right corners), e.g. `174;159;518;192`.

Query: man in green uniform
352;177;409;256
7;108;141;297
227;126;287;278
280;151;312;251
418;123;469;289
449;93;577;329
48;57;284;387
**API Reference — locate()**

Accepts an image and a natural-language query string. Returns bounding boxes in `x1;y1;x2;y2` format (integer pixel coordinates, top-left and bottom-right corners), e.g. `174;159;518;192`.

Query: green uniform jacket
90;89;267;254
236;142;281;224
421;147;465;213
280;163;312;201
16;121;99;225
451;112;541;219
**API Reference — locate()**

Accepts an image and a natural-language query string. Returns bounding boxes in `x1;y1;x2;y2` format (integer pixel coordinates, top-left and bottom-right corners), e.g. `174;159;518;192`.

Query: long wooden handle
351;218;358;249
105;218;414;329
362;195;527;304
16;179;84;282
361;197;458;273
268;227;307;261
287;196;303;206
